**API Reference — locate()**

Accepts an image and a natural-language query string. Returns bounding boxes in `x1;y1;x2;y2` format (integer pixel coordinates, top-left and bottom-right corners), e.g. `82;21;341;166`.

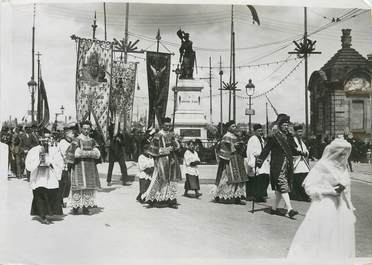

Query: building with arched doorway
308;29;372;141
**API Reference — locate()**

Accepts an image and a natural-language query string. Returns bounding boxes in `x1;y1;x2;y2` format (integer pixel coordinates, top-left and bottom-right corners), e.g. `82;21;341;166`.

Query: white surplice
245;135;270;176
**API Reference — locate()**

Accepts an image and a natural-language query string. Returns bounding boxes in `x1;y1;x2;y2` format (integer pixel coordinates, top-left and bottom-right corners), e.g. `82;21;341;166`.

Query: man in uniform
256;114;304;218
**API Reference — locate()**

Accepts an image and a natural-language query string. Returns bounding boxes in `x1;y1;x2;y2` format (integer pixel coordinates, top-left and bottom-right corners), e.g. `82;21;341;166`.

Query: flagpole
36;52;42;124
156;28;161;53
31;4;36;124
266;102;269;136
103;2;107;41
124;2;129;64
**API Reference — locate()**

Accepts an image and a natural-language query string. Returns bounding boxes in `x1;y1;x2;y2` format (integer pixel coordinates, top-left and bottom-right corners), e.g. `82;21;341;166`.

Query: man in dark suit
20;125;38;181
256;114;305;218
106;125;128;186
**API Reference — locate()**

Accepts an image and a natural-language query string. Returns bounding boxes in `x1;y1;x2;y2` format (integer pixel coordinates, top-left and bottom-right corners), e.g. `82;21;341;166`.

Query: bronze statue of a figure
177;29;196;79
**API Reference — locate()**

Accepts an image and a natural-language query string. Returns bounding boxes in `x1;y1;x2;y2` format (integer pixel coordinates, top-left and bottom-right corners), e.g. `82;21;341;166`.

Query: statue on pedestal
177;29;196;79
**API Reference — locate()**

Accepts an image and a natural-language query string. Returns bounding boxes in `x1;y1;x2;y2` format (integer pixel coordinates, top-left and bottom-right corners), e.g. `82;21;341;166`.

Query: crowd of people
0;112;356;260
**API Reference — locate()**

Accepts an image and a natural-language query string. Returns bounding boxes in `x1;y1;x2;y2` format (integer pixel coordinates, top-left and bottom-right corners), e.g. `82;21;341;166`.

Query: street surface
0;162;371;265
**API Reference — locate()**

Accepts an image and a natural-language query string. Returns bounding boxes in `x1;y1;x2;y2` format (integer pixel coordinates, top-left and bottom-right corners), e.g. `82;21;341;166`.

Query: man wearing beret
290;124;310;202
256;114;305;218
245;123;270;203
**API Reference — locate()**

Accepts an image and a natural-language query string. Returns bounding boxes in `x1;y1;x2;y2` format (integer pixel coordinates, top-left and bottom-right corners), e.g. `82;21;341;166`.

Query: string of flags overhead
127;53;299;70
237;59;304;99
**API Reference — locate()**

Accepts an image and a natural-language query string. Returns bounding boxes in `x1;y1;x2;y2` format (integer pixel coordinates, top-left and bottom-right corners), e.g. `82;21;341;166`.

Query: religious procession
0;1;372;264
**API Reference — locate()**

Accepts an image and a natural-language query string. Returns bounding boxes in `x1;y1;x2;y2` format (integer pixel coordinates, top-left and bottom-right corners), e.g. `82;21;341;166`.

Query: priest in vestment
213;120;248;204
70;121;101;215
142;117;182;208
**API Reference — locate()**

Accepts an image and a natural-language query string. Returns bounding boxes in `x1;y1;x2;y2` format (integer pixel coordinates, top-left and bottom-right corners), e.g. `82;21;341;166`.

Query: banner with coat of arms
111;61;137;131
73;36;113;142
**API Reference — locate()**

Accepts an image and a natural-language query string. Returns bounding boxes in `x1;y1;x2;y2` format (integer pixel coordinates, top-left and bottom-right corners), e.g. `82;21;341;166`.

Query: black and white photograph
0;0;371;264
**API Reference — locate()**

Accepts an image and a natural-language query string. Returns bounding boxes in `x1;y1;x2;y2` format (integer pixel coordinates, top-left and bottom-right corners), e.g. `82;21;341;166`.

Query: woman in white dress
287;138;355;263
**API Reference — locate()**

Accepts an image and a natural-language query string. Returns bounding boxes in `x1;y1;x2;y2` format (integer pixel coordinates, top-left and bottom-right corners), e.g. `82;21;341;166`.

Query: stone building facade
308;29;372;140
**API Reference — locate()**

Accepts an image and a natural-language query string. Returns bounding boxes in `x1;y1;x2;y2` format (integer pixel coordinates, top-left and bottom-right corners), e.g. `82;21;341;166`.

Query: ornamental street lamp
245;79;255;134
54;105;65;131
27;78;37;124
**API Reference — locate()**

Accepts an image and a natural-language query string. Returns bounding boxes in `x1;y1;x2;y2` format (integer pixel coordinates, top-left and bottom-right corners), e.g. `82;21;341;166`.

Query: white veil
302;138;352;200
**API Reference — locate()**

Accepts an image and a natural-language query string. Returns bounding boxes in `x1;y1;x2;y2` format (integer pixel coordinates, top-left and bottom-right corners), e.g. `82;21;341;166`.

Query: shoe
235;199;246;205
40;218;51;224
270;208;285;216
195;192;202;198
72;208;79;215
168;204;178;209
107;182;112;187
82;207;90;215
288;209;299;218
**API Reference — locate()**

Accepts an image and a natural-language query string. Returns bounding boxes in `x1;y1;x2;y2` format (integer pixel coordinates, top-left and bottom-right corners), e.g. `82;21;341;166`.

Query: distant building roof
320;29;369;82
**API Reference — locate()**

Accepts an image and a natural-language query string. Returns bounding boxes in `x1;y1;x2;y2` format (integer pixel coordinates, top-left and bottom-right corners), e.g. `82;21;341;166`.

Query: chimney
367;54;372;69
341;29;352;48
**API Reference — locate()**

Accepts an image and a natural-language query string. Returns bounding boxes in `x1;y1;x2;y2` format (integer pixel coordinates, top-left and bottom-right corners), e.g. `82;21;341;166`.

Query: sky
0;1;371;127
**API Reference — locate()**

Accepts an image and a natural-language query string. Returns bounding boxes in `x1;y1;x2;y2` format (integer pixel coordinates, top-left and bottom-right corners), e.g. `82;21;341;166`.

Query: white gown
287;139;356;264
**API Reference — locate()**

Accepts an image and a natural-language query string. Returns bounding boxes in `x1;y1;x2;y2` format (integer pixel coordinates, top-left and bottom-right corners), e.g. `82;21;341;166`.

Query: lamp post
219;68;223;135
27;79;37;124
54;105;65;131
245;79;255;134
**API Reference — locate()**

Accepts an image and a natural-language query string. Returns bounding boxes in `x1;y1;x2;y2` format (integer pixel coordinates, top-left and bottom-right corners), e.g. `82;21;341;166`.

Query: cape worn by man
142;117;182;208
70;121;101;215
213;121;247;204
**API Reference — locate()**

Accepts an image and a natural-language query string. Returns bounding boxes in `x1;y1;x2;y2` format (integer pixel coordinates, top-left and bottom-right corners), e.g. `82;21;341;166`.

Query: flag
73;37;113;141
37;68;50;129
111;61;137;132
146;51;171;129
247;5;260;25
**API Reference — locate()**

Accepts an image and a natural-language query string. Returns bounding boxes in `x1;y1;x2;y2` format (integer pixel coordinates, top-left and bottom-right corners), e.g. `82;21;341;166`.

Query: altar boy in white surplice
245;124;270;202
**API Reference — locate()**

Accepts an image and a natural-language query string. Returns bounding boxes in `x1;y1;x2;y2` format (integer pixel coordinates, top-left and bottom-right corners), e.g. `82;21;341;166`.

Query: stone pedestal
172;79;208;140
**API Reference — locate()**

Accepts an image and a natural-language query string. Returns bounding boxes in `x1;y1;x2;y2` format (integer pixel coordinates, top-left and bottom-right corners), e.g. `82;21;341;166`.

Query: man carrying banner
213;120;247;205
142;117;182;208
106;123;128;186
256;114;304;218
290;124;311;202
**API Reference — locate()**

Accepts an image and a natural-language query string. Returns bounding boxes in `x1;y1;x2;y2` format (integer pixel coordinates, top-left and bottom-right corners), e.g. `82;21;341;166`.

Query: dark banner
146;51;171;129
36;76;50;129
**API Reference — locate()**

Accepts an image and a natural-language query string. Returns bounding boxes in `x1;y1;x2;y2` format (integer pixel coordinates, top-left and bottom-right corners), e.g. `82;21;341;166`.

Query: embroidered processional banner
73;36;113;141
146;51;171;128
111;61;137;131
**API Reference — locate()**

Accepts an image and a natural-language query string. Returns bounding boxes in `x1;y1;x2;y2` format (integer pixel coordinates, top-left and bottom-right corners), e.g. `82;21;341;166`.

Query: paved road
0;163;371;265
